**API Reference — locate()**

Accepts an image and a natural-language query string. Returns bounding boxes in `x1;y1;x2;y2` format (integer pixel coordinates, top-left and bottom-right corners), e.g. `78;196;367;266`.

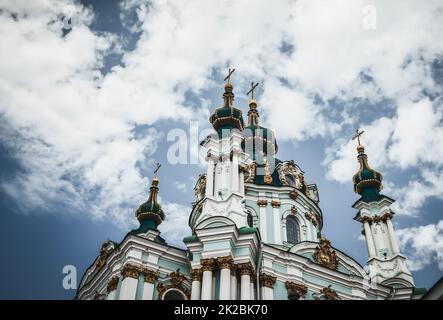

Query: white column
141;270;157;300
142;282;154;300
363;221;376;258
260;274;276;300
259;200;267;242
230;269;237;300
201;259;215;300
250;282;255;300
386;218;400;255
206;157;215;197
262;286;273;300
239;263;252;300
190;268;202;300
119;277;138;300
272;202;281;244
239;170;245;196
231;150;239;193
119;265;139;300
241;275;251;300
106;290;116;300
370;222;381;256
220;269;232;300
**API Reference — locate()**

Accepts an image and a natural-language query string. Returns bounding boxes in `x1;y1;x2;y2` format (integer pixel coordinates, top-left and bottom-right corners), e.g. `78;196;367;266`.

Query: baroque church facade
76;73;420;301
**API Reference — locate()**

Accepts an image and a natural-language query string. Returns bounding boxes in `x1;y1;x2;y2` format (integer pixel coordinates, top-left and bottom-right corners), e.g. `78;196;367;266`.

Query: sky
0;0;442;299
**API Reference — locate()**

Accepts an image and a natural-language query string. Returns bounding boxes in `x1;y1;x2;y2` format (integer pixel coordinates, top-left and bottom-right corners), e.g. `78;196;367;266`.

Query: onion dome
241;99;278;160
135;176;165;231
352;144;383;202
209;82;245;137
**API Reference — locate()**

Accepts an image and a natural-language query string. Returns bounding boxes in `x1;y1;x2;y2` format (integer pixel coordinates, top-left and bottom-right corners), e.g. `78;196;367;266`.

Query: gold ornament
121;264;140;279
259;273;277;288
106;276;119;293
285;281;308;298
313;237;338;270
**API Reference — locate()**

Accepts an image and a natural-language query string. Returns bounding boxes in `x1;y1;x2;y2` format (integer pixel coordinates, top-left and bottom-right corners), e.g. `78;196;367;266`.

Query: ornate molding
237;262;253;276
170;269;186;288
289;191;298;200
321;285;339;300
304;211;318;226
278;161;305;189
257;199;268;207
217;256;234;270
96;242;111;270
201;258;216;272
259;273;277;288
106;276;119;293
190;268;203;282
121;263;140;279
156;269;190;300
291;205;297;215
285;281;308;298
143;268;159;283
313;237;339;270
271;200;281;208
243;163;256;183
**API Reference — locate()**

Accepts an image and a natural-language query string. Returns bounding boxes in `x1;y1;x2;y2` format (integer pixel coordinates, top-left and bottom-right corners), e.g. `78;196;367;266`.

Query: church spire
247;82;260;127
209;68;244;135
135;163;165;231
351;129;383;202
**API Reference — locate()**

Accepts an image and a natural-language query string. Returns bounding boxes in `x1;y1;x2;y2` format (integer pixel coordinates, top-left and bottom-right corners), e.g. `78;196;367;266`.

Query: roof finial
151;162;161;187
352;129;365;154
246;82;259;100
224;68;235;84
246;82;260;127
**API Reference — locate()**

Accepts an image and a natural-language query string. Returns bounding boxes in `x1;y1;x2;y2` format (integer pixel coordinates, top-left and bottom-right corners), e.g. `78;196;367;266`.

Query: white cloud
397;220;443;272
173;181;186;192
385;169;443;216
158;202;191;248
1;0;442;232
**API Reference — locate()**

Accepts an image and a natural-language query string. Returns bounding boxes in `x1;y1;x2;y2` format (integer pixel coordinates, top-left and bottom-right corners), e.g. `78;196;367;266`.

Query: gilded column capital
217;256;234;270
121;263;140;279
106;276;119;293
271;200;281;208
237;262;253;276
257;199;268;207
143;268;159;283
259;273;276;288
190;268;203;282
285;281;308;298
382;211;393;221
201;258;216;272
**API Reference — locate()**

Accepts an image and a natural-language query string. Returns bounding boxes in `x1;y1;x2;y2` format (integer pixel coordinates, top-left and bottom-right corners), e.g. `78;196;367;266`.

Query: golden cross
224;68;235;84
246;82;259;100
352;129;364;146
153;162;161;177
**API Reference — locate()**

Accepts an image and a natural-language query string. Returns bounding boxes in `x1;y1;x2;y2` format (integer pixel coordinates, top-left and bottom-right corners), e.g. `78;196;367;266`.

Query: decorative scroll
285;281;308;298
313;237;338;270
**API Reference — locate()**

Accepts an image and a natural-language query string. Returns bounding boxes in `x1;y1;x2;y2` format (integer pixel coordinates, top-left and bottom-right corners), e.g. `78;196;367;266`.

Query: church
76;70;422;300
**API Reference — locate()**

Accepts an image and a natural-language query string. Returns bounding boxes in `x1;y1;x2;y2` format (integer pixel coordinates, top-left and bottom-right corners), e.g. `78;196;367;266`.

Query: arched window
285;174;296;187
247;213;253;227
162;288;187;300
286;216;300;244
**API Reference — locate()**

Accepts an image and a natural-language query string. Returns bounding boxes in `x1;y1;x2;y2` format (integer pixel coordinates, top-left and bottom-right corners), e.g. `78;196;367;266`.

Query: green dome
352;145;383;202
242;125;278;157
209;83;244;135
135;178;164;226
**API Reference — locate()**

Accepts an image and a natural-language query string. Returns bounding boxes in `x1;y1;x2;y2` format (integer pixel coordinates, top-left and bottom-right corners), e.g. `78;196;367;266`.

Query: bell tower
193;69;248;228
351;129;414;287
